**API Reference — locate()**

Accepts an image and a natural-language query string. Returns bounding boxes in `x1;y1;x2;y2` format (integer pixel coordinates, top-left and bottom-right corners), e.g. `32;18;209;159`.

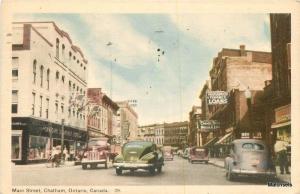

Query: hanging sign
206;91;229;105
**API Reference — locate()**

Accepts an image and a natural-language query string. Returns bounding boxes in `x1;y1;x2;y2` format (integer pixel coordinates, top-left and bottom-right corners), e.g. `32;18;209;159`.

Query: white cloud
80;15;158;68
170;14;271;52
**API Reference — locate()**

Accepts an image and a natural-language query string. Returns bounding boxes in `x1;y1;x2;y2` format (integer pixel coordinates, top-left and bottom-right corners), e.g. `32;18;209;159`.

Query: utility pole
61;118;65;156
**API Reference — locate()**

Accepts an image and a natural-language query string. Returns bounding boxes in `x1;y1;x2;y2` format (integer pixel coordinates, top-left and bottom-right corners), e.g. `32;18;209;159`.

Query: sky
14;13;271;125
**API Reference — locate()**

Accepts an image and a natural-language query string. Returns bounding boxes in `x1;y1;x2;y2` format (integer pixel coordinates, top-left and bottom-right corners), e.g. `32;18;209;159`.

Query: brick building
202;45;272;156
164;121;188;148
188;106;202;146
263;14;291;148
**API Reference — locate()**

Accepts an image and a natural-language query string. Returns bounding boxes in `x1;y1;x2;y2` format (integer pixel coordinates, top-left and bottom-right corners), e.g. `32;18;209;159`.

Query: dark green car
113;141;164;175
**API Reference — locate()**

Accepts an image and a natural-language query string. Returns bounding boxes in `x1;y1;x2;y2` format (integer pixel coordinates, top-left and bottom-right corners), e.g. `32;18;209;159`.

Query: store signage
199;120;220;131
206;91;229;105
275;104;291;123
87;88;101;103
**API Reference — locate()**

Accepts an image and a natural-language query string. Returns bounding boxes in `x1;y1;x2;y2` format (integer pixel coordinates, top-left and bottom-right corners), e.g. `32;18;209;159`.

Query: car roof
232;139;266;145
125;141;154;147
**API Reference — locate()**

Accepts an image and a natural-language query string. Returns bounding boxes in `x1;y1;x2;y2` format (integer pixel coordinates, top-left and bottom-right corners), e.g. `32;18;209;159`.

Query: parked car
81;137;111;169
113;141;164;175
163;146;174;161
224;139;276;181
182;148;190;159
188;147;209;164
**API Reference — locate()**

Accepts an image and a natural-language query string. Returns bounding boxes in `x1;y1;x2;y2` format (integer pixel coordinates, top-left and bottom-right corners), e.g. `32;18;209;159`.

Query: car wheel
205;161;208;164
191;161;194;164
116;168;122;176
149;167;155;175
82;164;87;170
157;166;162;173
105;157;109;169
91;164;97;169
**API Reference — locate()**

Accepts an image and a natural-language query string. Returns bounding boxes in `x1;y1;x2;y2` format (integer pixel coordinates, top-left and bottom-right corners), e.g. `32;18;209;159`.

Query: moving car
188;147;209;164
224;139;276;181
163;146;174;161
113;141;164;175
81;138;110;169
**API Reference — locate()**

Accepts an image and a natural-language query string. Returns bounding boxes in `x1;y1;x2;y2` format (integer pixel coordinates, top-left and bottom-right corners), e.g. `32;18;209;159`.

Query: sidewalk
12;161;76;168
208;158;291;183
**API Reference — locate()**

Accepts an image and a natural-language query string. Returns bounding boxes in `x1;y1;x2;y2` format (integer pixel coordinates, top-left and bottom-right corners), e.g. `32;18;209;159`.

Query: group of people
274;138;290;174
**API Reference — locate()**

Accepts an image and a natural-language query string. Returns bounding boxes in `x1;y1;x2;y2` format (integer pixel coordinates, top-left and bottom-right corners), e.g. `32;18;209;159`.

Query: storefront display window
12;135;22;160
28;136;48;160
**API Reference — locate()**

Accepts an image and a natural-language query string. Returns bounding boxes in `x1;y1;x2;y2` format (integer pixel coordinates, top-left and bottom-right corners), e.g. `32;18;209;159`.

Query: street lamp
245;86;252;138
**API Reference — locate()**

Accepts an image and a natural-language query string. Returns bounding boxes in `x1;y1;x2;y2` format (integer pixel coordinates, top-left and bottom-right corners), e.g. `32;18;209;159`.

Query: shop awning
215;132;233;145
271;121;291;129
202;137;219;148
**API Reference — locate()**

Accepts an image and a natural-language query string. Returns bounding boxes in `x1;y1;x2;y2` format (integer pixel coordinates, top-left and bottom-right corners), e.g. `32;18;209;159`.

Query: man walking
274;137;290;174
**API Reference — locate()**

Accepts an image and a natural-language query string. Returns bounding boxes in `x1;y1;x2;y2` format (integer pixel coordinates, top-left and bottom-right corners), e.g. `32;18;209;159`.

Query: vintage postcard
0;0;300;194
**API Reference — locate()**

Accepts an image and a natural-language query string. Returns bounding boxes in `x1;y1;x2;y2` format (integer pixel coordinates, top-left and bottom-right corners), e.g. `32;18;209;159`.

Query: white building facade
11;22;88;164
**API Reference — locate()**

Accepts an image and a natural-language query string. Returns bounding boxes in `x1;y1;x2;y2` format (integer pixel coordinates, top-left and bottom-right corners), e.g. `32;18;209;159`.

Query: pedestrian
274;137;290;174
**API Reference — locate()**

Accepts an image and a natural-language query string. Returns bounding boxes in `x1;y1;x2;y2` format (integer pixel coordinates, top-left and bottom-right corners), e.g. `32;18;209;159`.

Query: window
40;66;44;87
12;69;18;78
12;134;22;160
56;38;60;59
12;90;18;113
68;108;71;117
46;98;49;119
61;105;64;114
46;69;50;90
39;96;43;117
61;75;65;84
69;81;72;90
69;51;72;60
32;92;36;115
12;57;19;67
33;60;37;84
55;102;58;114
62;44;65;60
56;71;59;80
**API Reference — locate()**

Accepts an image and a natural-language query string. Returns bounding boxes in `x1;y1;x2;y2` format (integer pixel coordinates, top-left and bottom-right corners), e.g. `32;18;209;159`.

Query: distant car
113;141;164;175
224;139;276;181
163;146;174;161
182;148;190;159
81;138;110;169
188;147;209;164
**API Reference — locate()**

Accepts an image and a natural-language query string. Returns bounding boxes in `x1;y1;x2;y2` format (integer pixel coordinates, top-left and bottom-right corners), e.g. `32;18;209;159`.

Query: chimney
240;45;246;56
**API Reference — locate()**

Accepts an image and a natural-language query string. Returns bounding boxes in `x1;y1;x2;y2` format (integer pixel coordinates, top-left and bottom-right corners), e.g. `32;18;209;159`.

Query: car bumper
231;169;276;176
190;158;209;162
81;159;107;164
113;162;154;169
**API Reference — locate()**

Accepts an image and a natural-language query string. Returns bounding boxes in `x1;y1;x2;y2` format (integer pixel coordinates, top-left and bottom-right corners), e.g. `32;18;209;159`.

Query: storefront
12;117;87;164
271;104;291;143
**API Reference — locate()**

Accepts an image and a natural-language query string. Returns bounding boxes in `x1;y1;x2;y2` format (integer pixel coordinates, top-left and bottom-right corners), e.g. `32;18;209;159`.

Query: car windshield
242;143;264;150
88;140;107;148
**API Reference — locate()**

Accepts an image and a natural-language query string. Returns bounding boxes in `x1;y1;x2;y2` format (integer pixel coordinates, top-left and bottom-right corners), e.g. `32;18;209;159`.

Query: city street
13;156;270;186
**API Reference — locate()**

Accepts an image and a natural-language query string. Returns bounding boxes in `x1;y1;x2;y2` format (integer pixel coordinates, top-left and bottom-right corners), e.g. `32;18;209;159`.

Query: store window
28;136;49;160
11;134;22;160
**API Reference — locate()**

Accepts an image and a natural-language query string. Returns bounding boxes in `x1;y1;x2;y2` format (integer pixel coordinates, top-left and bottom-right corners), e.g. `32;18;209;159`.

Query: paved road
12;156;268;185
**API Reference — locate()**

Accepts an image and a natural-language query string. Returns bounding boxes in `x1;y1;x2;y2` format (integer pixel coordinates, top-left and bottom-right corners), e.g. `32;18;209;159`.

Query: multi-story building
86;88;119;140
199;80;213;146
263;14;291;148
116;101;138;144
11;22;88;164
188;106;202;146
164;121;188;148
139;123;164;146
202;45;272;157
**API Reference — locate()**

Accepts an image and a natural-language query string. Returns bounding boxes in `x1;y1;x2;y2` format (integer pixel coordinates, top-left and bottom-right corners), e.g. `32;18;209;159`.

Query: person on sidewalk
274;137;290;174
